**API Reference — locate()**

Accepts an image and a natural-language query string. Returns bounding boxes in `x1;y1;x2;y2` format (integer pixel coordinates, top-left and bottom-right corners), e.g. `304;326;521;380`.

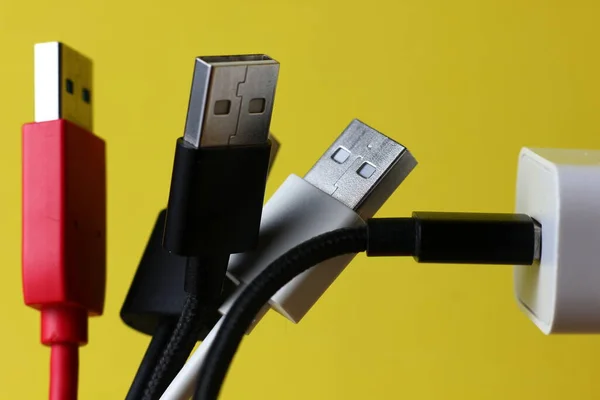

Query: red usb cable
22;42;106;400
45;308;85;400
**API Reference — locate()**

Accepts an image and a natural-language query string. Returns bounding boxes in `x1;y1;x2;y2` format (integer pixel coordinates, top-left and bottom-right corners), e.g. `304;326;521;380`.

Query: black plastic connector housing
367;212;539;265
411;212;538;265
120;210;235;339
163;138;272;256
366;217;416;256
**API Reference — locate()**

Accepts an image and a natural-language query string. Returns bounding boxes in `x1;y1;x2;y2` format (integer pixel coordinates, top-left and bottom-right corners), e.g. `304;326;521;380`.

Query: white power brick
515;147;600;333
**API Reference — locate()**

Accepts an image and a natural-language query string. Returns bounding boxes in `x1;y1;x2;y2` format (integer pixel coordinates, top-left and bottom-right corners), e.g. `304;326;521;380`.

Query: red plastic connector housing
22;119;106;346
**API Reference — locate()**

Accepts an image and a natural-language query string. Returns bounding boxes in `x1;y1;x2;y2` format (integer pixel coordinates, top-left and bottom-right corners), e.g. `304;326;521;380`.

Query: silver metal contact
533;219;542;263
304;119;417;219
183;55;279;148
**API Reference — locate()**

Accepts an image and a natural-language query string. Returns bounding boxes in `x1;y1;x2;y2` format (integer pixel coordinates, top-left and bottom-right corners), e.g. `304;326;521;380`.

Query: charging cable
123;134;280;400
195;212;540;399
22;42;106;400
138;55;280;400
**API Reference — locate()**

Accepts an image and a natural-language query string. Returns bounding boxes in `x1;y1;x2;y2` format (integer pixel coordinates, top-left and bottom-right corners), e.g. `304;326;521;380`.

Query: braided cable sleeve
193;226;368;400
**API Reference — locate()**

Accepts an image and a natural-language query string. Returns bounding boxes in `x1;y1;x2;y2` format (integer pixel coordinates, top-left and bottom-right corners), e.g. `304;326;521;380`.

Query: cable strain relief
41;306;88;346
183;254;230;301
366;218;416;257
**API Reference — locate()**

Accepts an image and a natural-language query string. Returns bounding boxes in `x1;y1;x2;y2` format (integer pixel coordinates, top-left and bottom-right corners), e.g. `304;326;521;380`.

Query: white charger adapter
515;147;600;334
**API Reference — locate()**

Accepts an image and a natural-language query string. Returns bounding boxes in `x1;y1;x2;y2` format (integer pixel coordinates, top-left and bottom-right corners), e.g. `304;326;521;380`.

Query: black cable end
163;139;271;256
367;212;540;265
412;212;539;265
366;218;416;257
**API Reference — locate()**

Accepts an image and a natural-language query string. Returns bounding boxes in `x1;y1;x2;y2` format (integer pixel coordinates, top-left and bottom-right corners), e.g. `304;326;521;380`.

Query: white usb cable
160;119;417;399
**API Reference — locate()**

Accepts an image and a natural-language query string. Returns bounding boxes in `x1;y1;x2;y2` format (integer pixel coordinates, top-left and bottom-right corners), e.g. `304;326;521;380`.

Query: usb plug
184;55;279;148
138;54;279;399
34;42;93;131
224;119;417;324
163;54;279;256
23;41;105;400
305;119;417;218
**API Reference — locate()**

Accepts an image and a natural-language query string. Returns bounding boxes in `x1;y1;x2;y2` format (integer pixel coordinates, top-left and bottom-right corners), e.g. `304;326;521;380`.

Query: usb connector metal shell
305;119;417;219
34;42;93;131
184;55;279;148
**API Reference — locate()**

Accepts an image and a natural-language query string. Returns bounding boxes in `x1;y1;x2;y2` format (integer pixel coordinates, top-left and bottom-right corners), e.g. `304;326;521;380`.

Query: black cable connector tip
367;212;540;265
366;217;416;256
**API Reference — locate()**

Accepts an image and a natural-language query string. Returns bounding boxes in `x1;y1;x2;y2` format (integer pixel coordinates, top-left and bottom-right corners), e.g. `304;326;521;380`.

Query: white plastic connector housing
515;147;600;334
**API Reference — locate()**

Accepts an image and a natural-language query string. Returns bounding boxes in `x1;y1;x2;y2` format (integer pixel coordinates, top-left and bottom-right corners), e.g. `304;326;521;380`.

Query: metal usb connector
164;54;279;256
184;55;279;148
34;42;93;131
304;119;417;219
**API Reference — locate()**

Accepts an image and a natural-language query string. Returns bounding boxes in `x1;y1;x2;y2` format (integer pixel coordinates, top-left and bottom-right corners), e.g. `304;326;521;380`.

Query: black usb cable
194;212;541;399
129;54;279;400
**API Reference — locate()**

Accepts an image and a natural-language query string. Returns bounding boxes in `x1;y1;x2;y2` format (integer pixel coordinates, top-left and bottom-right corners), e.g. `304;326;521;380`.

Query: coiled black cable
143;255;229;400
192;227;368;400
126;319;176;400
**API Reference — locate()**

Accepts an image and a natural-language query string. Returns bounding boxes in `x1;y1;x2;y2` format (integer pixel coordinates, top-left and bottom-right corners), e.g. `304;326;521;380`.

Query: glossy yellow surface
2;1;600;398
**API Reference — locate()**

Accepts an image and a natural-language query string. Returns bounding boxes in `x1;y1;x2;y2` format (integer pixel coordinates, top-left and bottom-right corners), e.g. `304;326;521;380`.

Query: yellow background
2;0;600;399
